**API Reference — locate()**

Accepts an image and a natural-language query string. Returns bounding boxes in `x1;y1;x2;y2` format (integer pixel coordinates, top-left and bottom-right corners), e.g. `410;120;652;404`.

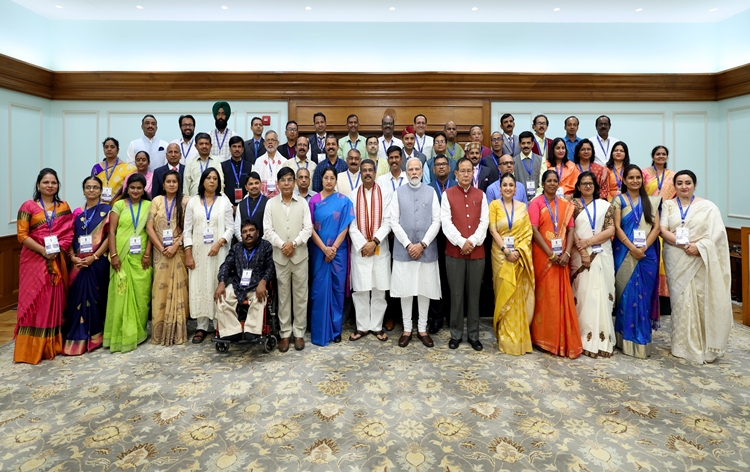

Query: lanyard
447;142;456;158
625;193;642;223
295;159;308;170
613;166;623;188
596;136;610;158
676;196;694;226
82;204;96;232
543;196;559;236
267;159;276;177
489;154;500;168
347;172;361;191
536;137;547;156
654;166;666;191
504;200;515;231
165;196;176;227
231;160;244;188
522;156;533;176
203;196;216;223
215;130;228;151
317;135;325;151
416;135;426;154
199;157;209;173
391;177;403;191
104;158;118;184
349;138;359;150
381;138;392;156
129;199;142;232
436;179;451;199
180;140;193;160
581;198;597;232
576;163;588;173
556;162;564;181
243;246;258;264
246;196;261;219
40;200;57;234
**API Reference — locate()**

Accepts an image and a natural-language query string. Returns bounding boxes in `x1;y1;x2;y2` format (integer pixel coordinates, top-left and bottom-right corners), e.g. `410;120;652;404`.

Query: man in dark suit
465;142;498;193
222;136;253;207
152;143;185;198
242;116;266;165
277;120;299;160
501;113;521;157
308;112;327;164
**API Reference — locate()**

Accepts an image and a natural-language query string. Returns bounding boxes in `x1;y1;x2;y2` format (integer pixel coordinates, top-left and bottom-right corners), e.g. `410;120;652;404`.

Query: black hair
413;114;427;124
313;112;326;123
621;164;654;226
573;139;595;165
433;154;449;166
33;168;62;202
135;150;150;164
433;131;447;142
541;169;559;186
277;167;295;181
286;120;298;129
455;157;472;169
322;166;339;179
82;175;103;190
500;172;517;185
518;130;534;142
547;137;569;167
360;159;376;170
500;113;514;124
141;114;157;125
197;168;223;198
366;135;379;145
469;124;482;133
651;145;669;167
606;141;630;170
241;219;258;231
242;171;261;188
533;114;548;126
564;116;579;126
572;171;600;199
178;114;195;127
386;145;402;158
596;115;611;126
251;116;263;126
161;169;185;232
346;114;358;122
228;136;244;147
103;137;119;149
673;169;697;187
124;172;150;202
195;132;212;144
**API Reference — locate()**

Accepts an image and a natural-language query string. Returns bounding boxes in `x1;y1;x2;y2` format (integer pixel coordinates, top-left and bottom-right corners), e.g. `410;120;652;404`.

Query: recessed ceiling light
710;8;718;11
389;7;395;10
553;7;560;12
136;5;143;9
472;7;478;11
305;6;311;10
221;5;228;9
635;8;643;12
55;4;63;8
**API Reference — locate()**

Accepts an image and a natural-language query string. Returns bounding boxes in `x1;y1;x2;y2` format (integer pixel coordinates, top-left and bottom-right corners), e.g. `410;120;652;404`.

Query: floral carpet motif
1;318;750;471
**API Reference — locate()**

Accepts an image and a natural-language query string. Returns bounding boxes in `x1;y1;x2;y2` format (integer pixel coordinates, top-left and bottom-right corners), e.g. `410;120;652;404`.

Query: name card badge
675;227;690;245
503;236;515;251
318;153;326;162
234;188;243;203
129;236;141;254
592;244;604;254
101;187;113;202
526;181;536;196
44;236;60;254
633;230;647;248
266;180;277;193
162;229;174;247
240;269;252;287
79;235;93;253
551;238;563;255
203;227;215;244
556;188;565;198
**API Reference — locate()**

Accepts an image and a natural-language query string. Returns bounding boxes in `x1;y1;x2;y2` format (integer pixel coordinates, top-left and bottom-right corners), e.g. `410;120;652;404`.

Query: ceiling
13;0;750;23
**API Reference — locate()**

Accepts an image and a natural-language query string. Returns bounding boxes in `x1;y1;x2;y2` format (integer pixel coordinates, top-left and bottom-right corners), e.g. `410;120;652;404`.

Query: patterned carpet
1;317;750;471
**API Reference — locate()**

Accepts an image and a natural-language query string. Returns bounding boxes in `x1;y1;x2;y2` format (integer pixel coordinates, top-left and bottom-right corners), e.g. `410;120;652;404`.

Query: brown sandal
348;330;369;341
192;330;207;344
373;330;388;342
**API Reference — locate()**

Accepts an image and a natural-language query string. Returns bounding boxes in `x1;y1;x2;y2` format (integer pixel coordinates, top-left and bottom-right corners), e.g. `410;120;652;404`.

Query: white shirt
390;183;442;250
127;136;169;171
415;134;433;160
337;170;362;197
590;135;620;167
255;152;285;198
377;136;403;159
211;128;238;163
376;172;406;198
440;185;489;249
171;137;199;165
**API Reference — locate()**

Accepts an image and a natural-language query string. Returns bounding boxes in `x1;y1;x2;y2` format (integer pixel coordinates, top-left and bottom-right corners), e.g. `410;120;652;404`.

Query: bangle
111;253;117;258
565;251;571;257
93;254;99;260
549;253;556;260
373;237;380;246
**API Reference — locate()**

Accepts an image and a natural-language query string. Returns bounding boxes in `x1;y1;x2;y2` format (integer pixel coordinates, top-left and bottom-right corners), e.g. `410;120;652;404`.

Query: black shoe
333;335;342;343
449;338;461;349
469;339;483;351
428;319;443;335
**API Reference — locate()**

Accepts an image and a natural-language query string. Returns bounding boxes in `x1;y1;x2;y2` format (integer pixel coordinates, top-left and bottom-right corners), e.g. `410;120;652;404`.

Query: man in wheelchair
214;219;275;342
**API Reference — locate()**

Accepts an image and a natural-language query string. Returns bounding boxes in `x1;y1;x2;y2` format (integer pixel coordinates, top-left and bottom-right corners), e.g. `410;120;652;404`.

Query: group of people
13;101;733;366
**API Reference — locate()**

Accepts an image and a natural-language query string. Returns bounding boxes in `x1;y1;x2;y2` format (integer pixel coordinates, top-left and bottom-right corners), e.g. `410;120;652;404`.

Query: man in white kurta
376;145;407;199
255;131;285;199
336;149;362;197
390;158;442;348
127;114;168;171
348;159;391;340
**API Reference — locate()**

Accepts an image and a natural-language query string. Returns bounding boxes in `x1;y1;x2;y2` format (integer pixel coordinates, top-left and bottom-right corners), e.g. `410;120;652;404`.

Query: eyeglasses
84;186;101;191
434;162;448;167
534;122;549;126
580;182;595;187
490;137;503;142
499;162;514;166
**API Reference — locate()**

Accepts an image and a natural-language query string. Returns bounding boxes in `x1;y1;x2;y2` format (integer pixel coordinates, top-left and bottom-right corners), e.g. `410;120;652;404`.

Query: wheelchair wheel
264;336;277;353
215;342;229;353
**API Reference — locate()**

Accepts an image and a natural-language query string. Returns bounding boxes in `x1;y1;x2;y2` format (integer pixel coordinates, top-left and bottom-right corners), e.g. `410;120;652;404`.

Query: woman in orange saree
545;137;580;198
529;170;582;359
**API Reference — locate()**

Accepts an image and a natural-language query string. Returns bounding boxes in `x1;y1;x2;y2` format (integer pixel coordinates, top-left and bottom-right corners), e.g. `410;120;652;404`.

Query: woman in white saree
569;172;617;358
660;170;732;363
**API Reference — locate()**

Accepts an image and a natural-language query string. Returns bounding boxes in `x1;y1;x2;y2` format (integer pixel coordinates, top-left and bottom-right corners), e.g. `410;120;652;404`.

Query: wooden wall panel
0;55;53;99
0;235;20;312
716;64;750;101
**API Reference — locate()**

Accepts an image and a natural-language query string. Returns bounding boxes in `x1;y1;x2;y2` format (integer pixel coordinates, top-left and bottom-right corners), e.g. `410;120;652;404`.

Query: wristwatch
420;242;427;249
373;237;380;246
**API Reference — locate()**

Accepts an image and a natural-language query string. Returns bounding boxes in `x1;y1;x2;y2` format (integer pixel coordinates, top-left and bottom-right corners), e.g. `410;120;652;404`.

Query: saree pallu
569;199;616;358
643;167;676;298
104;199;153;353
309;192;355;346
91;160;137;205
489;200;534;355
15;200;74;364
613;195;661;358
149;196;189;346
530;196;582;358
545;161;580;196
62;204;111;355
661;199;732;363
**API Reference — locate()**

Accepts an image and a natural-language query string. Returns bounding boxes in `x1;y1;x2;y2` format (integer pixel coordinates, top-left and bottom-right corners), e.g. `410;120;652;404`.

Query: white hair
406;157;423;169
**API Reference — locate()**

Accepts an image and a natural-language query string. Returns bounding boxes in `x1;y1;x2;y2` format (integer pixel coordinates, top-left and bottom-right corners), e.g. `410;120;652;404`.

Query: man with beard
254;131;285;198
377;114;402;159
390;158;442;348
278;121;299;160
211;101;238;162
171;114;199;164
152;143;185;198
214;220;275;342
127;114;168;171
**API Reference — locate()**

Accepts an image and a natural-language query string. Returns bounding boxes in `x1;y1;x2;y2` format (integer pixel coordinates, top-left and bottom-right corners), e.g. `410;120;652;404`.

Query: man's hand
460;240;474;255
214;281;226;303
256;280;268;303
408;243;424;260
281;242;295;257
361;241;377;257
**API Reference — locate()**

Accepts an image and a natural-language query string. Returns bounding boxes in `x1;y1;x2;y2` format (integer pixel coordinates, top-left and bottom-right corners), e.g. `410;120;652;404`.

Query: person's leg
214;285;241;338
351;291;371;333
416;295;430;333
370;289;388;333
275;262;293;339
400;297;414;333
244;292;265;335
446;256;466;341
291;259;309;342
466;258;486;342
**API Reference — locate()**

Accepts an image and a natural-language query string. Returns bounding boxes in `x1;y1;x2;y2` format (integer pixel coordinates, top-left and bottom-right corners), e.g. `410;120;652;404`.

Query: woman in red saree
15;168;75;364
528;170;582;359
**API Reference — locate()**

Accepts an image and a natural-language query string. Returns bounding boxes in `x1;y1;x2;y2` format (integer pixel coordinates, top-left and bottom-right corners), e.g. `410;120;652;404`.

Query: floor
0;304;745;347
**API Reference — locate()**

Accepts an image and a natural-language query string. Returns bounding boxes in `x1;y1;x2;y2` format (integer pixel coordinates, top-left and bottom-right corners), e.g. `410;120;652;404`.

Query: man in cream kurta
348;159;391;340
336;149;362;197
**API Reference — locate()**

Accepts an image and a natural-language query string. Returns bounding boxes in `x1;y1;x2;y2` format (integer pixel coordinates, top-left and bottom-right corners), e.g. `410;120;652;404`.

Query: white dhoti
391;260;441;333
214;285;265;337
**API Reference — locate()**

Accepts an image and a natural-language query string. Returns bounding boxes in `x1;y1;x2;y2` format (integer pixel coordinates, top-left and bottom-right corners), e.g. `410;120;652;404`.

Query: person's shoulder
259;239;273;251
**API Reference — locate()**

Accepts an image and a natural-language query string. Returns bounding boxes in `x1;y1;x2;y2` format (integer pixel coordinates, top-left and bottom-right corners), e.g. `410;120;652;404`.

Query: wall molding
3;53;750;103
672;111;709;197
7;103;43;225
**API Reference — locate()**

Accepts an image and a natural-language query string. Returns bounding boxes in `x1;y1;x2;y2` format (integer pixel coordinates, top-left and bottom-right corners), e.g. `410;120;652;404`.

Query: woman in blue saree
613;164;661;358
309;166;355;346
63;176;111;355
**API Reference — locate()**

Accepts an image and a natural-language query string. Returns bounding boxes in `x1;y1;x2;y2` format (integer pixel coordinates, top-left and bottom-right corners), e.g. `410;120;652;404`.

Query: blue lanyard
349;138;359;150
317;135;325;151
489;154;500;168
231;160;244;188
436;179;452;199
82;204;96;232
556;162;564;181
577;163;588;173
416;135;426;154
536;137;547;156
676;196;694;226
104;158;118;184
522;156;533;176
243;246;258;264
215;130;228;151
382;139;390;156
40;200;57;233
581;198;597;232
296;159;308;170
654;166;665;191
165;196;176;227
613;166;623;188
596;136;610;158
447;143;456;158
625;193;642;223
347;172;361;191
180;140;193;160
203;196;216;223
543;196;559;236
504;200;515;231
199;157;209;173
391;177;403;191
246;196;261;219
128;199;142;232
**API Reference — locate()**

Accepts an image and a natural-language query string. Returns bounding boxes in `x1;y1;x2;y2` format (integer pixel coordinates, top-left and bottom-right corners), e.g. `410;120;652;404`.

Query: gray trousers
446;255;485;342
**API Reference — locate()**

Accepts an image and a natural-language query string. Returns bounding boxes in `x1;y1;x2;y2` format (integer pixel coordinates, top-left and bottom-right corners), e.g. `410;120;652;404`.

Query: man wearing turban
211;101;238;163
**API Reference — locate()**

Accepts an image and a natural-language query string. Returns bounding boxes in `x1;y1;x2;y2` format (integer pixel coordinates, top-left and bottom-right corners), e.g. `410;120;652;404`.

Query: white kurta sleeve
183;197;195;247
234;203;243;242
373;192;392;242
440;192;465;248
422;192;441;246
390;190;412;248
469;193;489;246
348;194;368;253
126;141;136;163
